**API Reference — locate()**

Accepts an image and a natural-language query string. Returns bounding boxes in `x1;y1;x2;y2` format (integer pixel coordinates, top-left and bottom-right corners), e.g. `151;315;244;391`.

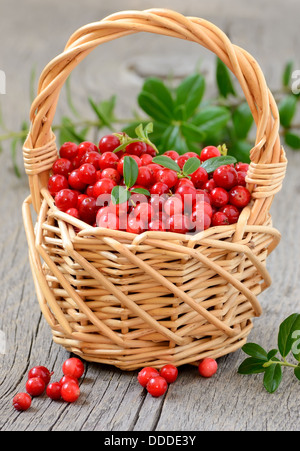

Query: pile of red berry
47;125;251;234
12;357;84;411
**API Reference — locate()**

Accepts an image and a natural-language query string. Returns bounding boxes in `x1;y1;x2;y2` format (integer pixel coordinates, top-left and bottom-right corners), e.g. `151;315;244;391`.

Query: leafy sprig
238;313;300;393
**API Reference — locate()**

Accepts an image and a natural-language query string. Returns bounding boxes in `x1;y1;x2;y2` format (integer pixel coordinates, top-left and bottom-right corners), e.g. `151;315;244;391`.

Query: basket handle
23;8;286;224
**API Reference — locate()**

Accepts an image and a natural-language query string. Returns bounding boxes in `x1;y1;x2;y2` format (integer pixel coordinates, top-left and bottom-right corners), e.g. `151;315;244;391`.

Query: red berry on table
61;381;80;403
229;185;251;208
78;163;97;185
13;393;32;411
219;204;240;224
211;211;230;226
190;166;209;189
68;169;87;191
146;376;168;397
78;196;98;225
52;158;73;178
200;146;221;161
198;358;218;378
126;141;147;157
26;377;46;397
28;366;52;385
60;375;79;386
137;367;160;388
48;174;69;196
213;165;238;190
55;189;78;212
46;382;62;400
98;151;119;171
159;365;178;384
210;187;229;208
99;134;121;154
59;142;78;160
62;357;85;379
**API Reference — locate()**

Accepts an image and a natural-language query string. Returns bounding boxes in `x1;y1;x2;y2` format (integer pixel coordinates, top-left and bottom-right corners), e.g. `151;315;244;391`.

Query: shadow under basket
22;9;287;371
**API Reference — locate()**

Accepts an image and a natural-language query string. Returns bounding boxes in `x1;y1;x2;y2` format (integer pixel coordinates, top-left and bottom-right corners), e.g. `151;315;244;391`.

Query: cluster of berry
47;131;251;234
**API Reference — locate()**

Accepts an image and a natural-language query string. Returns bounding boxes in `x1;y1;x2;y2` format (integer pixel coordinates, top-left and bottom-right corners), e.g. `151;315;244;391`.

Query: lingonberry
213;165;238;190
78;196;98;225
98;151;119;171
81;151;101;170
140;153;153;166
28;366;52;385
164;150;179;160
237;171;247;186
59;375;79;386
176;154;190;169
145;144;157;157
26;377;46;397
117;154;141;176
198;358;218;378
85;185;95;197
126;141;147;157
77;193;88;209
175;184;197;212
191;211;212;232
78;163;97;185
133;203;154;224
62;357;85;379
210;187;229;208
147;163;163;179
52;158;73;178
167;214;192;234
100;168;121;184
46;382;62;401
77;141;98;158
68;169;87;191
97;211;119;230
146;376;168;397
59;142;78;160
196;189;212;205
126;216;146;234
61;381;80;403
136;166;153;187
48;174;69;196
190;167;209;189
200;146;221;161
55;189;78;212
99;134;121;154
148;219;166;231
193;201;213;218
150;182;169;196
211;211;230;226
159;365;178;384
137;367;160;388
93;178;117;198
219;204;240;224
66;207;80;219
13;393;32;411
229;185;251;208
163;195;183;217
203;179;216;192
235;162;249;172
155;168;178;189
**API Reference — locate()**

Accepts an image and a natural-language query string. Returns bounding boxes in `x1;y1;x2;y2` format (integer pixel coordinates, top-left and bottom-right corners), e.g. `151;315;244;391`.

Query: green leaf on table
284;131;300;150
201;155;237;173
279;94;298;128
237;357;266;375
191;106;231;138
267;349;279;360
294;365;300;381
216;57;237;98
111;185;131;205
232;102;254;140
241;343;268;361
180;122;206;142
263;362;282;394
152;155;181;172
182;157;201;176
123;156;139;189
175;73;205;119
282;61;294;88
138;78;174;124
278;313;300;358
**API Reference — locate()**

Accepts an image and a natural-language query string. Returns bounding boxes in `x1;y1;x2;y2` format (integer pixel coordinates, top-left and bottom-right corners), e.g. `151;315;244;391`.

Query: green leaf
238;357;266;375
88;96;116;128
123;156;139;189
228;140;251;163
180;122;206;143
59;117;88;145
201;155;237;173
138;78;174;124
152;155;181;172
232;103;254;140
294;365;300;381
11;137;21;178
216;58;237;98
282;61;294;88
284;131;300;150
159;125;189;154
192;106;231;138
182;157;201;176
279;95;298;128
291;329;300;362
130;187;150;196
175;73;205;119
111;186;131;205
242;343;268;361
267;349;279;360
263;363;282;394
278;313;300;358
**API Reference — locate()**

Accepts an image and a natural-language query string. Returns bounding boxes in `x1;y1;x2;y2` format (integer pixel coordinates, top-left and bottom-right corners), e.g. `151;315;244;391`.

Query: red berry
13;393;32;411
147;163;163;179
126;141;147;157
59;142;78;160
62;357;85;379
210;187;229;208
81;151;101;170
93;178;117;198
68;169;87;191
98;151;119;171
100;168;121;184
148;219;166;232
126;216;146;234
59;375;79;386
203;179;216;192
190;167;209;189
176;154;190;169
146;376;168;397
198;358;218;378
145;144;157;157
117;154;141;176
159;365;178;384
200;146;221;161
46;382;62;400
229;185;251;208
66;207;80;219
48;174;69;196
78;163;97;185
193;201;213;218
77;141;98;158
167;214;192;234
26;377;46;397
150;182;169;196
175;184;197;212
137;367;160;387
164;150;179;160
134;203;154;224
61;381;80;403
136;166;153;187
163;195;183;216
219;204;240;224
28;366;52;385
213;165;238;190
237;171;247;186
191;211;212;232
55;189;78;212
78;196;98;225
156;169;178;189
99;134;121;154
77;193;88;209
235;162;249;172
211;211;230;226
52;158;73;178
149;194;168;216
96;211;119;230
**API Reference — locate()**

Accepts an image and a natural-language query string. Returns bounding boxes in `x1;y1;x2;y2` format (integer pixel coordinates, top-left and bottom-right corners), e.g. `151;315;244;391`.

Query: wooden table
1;0;300;432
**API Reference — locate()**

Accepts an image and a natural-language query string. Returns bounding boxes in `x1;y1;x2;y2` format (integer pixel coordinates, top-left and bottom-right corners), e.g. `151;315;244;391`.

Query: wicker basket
22;9;287;371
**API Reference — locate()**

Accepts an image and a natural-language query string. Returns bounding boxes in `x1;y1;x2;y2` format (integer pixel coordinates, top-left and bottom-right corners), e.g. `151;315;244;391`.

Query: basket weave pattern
22;9;287;370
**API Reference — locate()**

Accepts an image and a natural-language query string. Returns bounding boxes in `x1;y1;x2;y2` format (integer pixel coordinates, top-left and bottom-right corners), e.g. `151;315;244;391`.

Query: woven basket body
22;9;287;370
